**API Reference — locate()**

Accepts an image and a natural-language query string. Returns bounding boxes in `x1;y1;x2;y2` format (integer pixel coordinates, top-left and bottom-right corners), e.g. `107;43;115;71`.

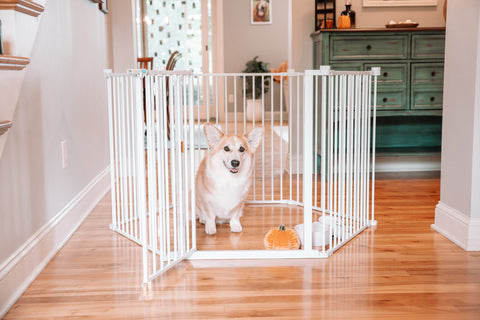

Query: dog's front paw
230;219;242;233
205;221;217;235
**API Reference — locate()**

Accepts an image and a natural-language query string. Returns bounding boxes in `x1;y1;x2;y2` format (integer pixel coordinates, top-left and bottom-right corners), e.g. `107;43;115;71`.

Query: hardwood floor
5;171;480;319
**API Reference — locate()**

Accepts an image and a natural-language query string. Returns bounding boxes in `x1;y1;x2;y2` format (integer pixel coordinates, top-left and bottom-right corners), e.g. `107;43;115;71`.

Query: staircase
0;0;46;158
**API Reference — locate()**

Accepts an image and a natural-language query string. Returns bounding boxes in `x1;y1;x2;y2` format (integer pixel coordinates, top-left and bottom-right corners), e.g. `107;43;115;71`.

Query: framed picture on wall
251;0;272;24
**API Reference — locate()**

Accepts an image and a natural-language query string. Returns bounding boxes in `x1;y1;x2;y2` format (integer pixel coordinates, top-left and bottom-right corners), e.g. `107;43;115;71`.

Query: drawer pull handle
383;97;388;103
431;71;436;77
430;97;435;102
366;45;372;50
383;72;388;77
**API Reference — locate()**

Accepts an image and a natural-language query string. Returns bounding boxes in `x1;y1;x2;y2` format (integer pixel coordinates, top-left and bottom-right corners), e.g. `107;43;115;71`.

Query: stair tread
0;56;30;70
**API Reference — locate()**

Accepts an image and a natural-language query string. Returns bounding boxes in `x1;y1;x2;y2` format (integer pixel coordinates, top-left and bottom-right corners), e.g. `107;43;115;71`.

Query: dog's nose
231;160;240;168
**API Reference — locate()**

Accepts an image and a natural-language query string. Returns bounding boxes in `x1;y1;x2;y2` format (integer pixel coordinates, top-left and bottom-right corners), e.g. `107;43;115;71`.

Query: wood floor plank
5;172;480;319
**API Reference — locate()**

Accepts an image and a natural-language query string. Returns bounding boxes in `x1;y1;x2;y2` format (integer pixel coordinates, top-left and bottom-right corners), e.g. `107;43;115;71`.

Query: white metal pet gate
105;66;379;284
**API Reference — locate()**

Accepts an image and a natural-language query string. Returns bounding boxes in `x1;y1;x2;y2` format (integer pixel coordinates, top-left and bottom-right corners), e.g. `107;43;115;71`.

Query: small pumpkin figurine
338;15;351;29
264;224;301;250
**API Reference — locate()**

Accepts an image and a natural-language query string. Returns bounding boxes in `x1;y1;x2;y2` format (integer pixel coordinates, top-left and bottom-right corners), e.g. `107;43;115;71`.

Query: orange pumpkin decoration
338;15;351;29
264;225;300;250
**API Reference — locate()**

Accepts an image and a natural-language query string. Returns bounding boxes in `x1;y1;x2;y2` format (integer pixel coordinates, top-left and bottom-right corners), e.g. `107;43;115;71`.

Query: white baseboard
286;153;440;175
375;154;441;172
0;166;111;318
431;201;480;251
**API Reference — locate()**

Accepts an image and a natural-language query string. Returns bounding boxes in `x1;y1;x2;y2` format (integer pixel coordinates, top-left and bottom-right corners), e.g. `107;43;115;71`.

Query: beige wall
110;0;137;72
433;0;480;250
440;0;477;216
0;0;112;277
292;0;314;72
223;0;289;73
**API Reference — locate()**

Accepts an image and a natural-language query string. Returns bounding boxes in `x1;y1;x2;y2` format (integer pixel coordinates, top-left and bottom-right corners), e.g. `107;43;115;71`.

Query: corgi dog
195;124;264;235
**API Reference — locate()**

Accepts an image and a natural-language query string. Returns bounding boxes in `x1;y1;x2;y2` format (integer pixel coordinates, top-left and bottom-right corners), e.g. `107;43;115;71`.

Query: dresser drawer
411;63;444;84
411;87;443;110
411;35;445;59
365;63;407;85
375;89;406;111
330;35;408;60
330;62;363;71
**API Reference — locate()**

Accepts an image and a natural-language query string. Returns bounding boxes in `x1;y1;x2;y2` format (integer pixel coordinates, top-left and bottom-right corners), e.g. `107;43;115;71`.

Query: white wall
432;0;480;251
0;0;113;315
223;0;289;73
440;1;477;215
110;0;137;72
473;6;480;234
292;0;314;72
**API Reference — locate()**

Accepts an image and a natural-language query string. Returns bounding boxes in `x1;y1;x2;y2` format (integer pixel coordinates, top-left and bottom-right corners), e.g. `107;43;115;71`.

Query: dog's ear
246;126;264;153
204;124;223;148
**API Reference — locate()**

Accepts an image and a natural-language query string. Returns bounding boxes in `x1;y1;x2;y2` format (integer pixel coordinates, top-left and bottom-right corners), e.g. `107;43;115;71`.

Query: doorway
136;0;212;73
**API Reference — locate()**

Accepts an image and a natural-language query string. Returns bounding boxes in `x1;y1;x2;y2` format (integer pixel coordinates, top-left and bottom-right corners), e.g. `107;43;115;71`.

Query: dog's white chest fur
207;162;252;218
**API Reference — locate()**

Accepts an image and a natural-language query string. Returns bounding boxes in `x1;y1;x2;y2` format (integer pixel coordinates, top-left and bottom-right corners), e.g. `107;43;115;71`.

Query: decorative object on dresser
386;19;419;28
340;0;356;28
338;15;351;29
312;28;445;155
315;0;336;30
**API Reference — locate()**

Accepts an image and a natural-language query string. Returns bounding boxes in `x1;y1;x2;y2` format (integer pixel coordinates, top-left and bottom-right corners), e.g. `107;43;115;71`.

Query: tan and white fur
253;0;269;22
195;124;264;235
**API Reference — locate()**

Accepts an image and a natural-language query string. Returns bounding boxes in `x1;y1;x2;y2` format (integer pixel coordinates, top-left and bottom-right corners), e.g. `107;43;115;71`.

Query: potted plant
242;56;270;121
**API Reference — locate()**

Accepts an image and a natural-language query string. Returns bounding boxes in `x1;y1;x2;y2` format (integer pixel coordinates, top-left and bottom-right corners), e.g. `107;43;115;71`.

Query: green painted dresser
311;28;446;154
